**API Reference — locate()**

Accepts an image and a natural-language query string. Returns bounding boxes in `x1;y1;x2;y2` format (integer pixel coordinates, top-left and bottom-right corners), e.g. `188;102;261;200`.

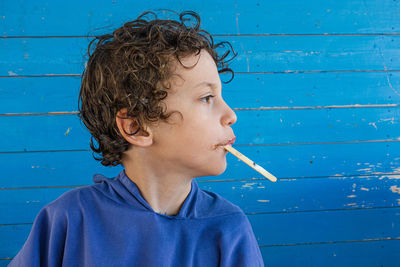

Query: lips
218;137;236;147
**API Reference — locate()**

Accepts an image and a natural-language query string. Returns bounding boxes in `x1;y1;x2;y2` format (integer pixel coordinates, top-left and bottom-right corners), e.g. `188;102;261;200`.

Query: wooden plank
1;72;400;114
248;208;400;245
1;35;400;76
1;207;399;259
236;107;400;145
1;0;400;36
1;174;399;223
1;141;399;188
0;151;119;188
0;76;81;114
260;239;400;266
0;107;398;152
201;176;400;213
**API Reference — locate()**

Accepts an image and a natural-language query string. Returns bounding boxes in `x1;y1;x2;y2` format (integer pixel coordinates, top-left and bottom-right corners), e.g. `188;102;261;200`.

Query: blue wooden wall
1;0;400;265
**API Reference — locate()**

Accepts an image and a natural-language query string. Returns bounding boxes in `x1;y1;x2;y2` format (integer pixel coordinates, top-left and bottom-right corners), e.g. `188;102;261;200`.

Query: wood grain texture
1;72;400;114
1;0;400;36
1;35;399;76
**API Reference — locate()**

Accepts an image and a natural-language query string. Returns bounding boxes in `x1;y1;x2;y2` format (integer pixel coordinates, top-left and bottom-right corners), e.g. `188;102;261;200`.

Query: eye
200;95;215;103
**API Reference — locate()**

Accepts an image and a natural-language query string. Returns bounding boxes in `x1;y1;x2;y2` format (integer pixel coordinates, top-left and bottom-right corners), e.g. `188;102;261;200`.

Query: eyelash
201;95;215;103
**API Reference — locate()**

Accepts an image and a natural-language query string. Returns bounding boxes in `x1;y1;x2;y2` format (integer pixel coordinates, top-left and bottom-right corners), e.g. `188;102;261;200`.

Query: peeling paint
345;203;357;206
347;195;357;198
380;52;400;97
360;187;370;191
234;13;250;72
8;71;17;76
257;200;270;203
64;127;71;136
371;118;397;129
368;122;377;129
357;168;372;172
282;50;304;53
26;200;40;204
390;185;400;194
388;174;400;180
242;182;256;188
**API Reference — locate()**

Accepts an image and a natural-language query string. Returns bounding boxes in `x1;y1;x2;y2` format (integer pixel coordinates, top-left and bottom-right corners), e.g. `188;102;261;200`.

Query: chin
195;162;227;178
209;162;227;176
195;156;227;177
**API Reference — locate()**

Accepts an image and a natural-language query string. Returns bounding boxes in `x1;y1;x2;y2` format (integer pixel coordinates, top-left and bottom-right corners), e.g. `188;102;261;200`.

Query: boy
9;10;265;266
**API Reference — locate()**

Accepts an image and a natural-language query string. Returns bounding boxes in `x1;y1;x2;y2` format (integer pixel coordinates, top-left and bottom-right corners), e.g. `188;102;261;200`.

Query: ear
115;108;153;147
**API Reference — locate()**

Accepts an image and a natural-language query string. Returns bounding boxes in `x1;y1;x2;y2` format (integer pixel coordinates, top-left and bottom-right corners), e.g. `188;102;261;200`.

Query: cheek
162;108;218;150
185;122;216;147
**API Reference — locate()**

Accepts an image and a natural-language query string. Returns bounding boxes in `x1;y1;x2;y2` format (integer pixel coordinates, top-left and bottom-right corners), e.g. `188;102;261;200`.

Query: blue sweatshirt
9;170;264;266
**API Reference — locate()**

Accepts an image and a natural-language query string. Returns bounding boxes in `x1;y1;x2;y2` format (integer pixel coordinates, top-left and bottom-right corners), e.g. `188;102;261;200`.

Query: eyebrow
193;81;220;90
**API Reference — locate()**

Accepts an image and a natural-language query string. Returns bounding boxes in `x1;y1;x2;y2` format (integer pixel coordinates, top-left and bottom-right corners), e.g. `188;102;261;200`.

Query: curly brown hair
78;10;237;167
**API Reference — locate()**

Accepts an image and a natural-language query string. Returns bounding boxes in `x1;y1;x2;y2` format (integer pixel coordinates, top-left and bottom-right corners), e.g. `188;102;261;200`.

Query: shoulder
48;184;97;206
43;181;111;219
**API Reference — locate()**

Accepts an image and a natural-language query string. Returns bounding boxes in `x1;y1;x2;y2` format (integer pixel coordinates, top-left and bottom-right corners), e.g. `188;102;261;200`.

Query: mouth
214;137;236;150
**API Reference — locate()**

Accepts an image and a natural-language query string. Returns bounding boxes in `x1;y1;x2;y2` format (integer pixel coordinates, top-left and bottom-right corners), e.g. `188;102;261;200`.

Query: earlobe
115;109;153;147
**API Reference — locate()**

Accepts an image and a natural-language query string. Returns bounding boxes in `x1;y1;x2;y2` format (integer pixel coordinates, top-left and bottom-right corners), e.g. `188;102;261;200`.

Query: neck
123;149;193;216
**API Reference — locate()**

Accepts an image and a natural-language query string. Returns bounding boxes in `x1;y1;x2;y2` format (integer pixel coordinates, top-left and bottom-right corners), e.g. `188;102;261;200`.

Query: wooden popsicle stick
224;145;277;182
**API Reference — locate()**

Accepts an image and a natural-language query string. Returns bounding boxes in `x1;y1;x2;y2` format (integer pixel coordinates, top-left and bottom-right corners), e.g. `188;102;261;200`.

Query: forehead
167;50;221;93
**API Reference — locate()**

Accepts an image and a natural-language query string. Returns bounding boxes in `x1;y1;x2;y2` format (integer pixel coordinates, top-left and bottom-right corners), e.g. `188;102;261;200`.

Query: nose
221;100;237;126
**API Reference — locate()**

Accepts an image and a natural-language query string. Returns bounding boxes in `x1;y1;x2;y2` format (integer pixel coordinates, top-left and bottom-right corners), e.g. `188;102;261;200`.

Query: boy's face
149;49;237;178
